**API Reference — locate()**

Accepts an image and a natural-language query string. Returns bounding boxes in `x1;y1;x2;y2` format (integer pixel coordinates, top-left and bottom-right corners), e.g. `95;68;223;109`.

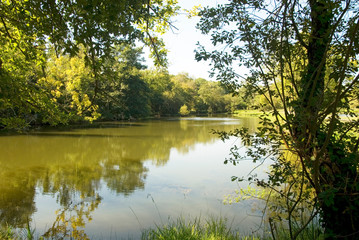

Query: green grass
233;110;263;117
0;226;14;239
1;216;323;240
141;217;259;240
268;221;324;240
0;224;34;240
141;216;325;240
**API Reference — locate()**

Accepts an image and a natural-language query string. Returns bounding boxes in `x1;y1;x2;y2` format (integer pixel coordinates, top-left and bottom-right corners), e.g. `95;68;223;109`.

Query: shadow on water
0;121;145;137
21;132;162;138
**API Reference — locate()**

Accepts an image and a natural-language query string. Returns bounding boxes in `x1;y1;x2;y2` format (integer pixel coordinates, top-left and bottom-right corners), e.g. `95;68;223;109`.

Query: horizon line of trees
1;43;264;130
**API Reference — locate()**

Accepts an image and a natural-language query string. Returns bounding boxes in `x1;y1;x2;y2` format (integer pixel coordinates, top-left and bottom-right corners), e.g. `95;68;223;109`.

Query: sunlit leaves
40;47;99;121
0;0;180;129
0;0;179;63
198;0;359;237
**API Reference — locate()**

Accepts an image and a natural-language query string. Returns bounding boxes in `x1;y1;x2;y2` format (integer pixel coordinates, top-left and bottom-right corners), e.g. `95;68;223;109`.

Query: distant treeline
0;44;267;130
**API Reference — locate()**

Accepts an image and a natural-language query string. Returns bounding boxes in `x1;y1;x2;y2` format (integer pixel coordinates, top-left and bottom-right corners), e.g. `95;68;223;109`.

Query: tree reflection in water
42;195;102;240
0;117;259;237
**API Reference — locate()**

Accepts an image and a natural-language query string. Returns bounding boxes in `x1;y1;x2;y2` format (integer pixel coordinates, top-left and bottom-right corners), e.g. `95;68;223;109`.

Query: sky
145;0;229;80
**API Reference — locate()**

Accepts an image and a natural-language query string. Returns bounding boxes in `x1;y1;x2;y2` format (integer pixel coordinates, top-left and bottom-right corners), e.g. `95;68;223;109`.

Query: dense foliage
0;0;178;129
0;40;245;129
197;0;359;239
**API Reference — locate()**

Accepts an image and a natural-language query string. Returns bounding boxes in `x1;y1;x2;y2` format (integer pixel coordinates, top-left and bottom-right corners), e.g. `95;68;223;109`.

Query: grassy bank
141;217;258;240
1;217;257;240
141;217;323;240
1;216;323;239
233;110;264;117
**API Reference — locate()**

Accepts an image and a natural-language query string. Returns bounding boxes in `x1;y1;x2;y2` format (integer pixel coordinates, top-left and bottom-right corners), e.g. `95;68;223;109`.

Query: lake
0;116;268;239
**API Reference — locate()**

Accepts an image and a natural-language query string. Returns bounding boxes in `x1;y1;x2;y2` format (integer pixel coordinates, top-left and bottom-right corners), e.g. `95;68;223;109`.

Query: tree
121;74;152;118
40;47;100;123
0;0;179;128
198;81;226;113
179;104;190;116
196;0;359;239
97;43;151;119
142;69;172;116
0;38;69;128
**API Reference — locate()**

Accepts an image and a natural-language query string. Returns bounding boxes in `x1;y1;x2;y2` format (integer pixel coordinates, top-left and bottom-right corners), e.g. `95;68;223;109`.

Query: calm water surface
0;117;267;239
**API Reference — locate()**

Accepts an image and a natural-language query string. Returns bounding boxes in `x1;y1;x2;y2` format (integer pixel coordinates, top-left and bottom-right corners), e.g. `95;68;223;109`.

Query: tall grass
1;216;323;239
141;216;325;240
0;226;14;240
141;217;259;240
268;221;324;240
0;224;34;240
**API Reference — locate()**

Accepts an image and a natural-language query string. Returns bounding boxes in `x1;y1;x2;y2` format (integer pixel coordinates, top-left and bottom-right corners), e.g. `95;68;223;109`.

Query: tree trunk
294;1;359;238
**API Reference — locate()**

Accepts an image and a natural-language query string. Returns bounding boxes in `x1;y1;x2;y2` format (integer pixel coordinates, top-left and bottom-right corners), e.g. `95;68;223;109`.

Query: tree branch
0;16;28;58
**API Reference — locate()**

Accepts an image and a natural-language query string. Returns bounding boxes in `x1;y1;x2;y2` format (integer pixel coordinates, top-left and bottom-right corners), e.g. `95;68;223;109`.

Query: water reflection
0;117;259;237
0;171;36;227
42;195;101;240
